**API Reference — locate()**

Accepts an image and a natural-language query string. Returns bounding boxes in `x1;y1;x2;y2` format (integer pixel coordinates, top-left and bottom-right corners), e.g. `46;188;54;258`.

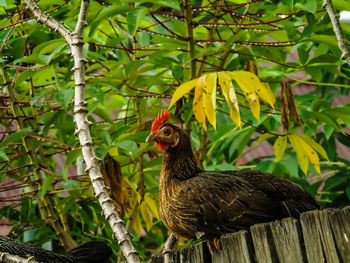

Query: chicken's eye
163;128;171;136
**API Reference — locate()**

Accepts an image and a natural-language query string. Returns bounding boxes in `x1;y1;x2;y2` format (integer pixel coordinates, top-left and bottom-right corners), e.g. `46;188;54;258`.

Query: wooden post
151;206;350;263
211;230;254;263
270;218;306;263
300;209;339;263
250;223;277;263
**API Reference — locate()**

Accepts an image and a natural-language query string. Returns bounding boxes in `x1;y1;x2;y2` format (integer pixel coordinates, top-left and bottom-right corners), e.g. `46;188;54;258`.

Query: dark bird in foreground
0;235;112;263
146;110;319;250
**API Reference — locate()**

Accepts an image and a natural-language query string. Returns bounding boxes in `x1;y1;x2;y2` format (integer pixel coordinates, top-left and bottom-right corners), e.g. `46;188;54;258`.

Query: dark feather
0;236;112;263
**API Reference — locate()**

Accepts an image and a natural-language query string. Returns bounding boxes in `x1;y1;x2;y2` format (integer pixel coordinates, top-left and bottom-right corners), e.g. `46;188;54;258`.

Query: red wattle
155;142;169;151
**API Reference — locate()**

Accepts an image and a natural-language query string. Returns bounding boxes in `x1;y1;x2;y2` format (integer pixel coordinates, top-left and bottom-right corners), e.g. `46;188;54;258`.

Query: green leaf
127;8;148;36
279;155;299;178
103;95;126;112
86;86;104;104
0;127;32;148
65;149;82;168
89;5;135;36
55;89;74;110
154;0;180;10
304;35;338;49
333;0;350;11
115;140;138;156
300;110;342;130
346;183;350;200
295;0;317;13
92;106;114;124
298;45;309;64
325;175;348;191
0;149;9;161
96;148;109;159
61;180;80;189
324;125;334;141
40;175;56;199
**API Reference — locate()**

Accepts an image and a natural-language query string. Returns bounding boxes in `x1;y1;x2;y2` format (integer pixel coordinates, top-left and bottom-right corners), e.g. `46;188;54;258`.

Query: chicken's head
146;110;180;151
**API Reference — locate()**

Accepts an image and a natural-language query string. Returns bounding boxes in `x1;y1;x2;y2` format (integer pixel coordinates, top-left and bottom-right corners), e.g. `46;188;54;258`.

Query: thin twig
323;0;350;65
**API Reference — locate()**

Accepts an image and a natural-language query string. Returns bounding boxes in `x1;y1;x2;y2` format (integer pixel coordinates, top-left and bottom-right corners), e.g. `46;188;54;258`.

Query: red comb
151;110;170;133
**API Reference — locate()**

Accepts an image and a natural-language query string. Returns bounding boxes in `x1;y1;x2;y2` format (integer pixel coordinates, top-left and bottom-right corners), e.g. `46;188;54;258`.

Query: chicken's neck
161;134;202;185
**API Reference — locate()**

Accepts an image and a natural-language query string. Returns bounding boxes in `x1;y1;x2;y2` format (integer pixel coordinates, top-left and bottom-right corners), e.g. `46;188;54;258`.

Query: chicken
0;235;112;263
146;110;319;250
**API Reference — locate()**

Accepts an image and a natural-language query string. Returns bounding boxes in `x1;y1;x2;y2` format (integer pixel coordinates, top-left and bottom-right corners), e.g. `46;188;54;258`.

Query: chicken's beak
146;133;155;143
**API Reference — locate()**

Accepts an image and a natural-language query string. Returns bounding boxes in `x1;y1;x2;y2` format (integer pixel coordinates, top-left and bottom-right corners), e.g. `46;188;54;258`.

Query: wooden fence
152;206;350;263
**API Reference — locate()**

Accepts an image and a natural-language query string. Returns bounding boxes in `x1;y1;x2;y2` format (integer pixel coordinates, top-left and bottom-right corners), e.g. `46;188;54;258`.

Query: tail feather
280;199;319;218
67;241;112;263
0;236;112;263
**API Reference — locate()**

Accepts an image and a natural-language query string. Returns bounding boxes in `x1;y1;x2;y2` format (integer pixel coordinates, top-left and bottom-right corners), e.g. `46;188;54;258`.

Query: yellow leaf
295;134;328;160
145;195;160;220
204;73;217;129
257;133;276;144
244;61;258;75
217;72;241;128
193;74;207;131
133;212;142;237
123;177;137;194
288;134;309;175
274;136;287;162
258;82;276;109
108;146;119;157
140;202;153;231
169;78;197;109
228;71;260;121
297;136;321;174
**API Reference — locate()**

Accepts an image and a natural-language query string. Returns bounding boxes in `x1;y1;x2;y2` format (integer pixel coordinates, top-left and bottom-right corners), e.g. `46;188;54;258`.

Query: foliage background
0;0;350;261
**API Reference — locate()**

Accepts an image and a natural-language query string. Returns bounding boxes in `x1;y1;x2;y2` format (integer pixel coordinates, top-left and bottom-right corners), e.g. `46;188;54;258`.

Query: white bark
163;234;177;263
23;1;140;262
323;0;350;65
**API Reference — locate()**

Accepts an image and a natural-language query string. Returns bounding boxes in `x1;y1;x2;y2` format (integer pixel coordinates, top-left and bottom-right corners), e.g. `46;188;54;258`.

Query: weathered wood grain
270;217;306;263
250;222;278;263
300;209;339;263
177;242;208;263
211;230;254;263
328;206;350;262
152;253;165;263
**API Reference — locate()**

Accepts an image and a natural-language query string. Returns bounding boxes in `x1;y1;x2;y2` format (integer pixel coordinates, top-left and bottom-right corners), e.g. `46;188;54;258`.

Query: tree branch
163;234;177;263
323;0;350;65
23;0;141;262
